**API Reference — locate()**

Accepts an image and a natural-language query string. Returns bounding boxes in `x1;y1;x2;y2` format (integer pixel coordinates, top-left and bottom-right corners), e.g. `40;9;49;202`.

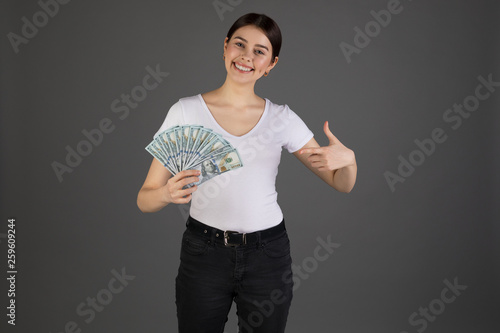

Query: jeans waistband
186;215;286;246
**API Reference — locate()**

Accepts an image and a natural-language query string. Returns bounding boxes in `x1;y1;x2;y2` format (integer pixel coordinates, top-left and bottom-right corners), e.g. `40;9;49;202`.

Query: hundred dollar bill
185;130;218;168
184;125;203;169
146;124;243;184
145;145;176;175
154;132;178;174
195;135;232;164
183;148;243;188
181;125;191;171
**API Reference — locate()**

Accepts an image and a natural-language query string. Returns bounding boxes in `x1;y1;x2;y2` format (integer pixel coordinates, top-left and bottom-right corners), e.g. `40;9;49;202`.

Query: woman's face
224;25;278;83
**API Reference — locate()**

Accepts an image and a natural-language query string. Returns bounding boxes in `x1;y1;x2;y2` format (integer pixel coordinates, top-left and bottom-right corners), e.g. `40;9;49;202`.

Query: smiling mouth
233;62;254;72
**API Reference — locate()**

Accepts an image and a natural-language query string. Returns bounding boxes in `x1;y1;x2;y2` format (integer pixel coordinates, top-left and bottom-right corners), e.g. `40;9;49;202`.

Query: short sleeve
282;105;314;153
153;101;184;138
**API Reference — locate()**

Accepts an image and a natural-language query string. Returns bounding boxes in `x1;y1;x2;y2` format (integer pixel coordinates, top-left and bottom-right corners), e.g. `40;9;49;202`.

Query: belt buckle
224;230;246;246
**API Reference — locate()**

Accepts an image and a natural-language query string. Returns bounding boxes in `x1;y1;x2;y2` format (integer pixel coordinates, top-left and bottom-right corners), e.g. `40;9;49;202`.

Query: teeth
235;63;252;72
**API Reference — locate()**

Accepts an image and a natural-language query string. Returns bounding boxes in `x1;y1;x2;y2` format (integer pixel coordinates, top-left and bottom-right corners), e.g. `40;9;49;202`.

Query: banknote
183;149;243;189
145;124;243;187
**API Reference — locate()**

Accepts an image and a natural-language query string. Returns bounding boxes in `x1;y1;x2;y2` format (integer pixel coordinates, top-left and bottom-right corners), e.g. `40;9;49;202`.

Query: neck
214;75;261;107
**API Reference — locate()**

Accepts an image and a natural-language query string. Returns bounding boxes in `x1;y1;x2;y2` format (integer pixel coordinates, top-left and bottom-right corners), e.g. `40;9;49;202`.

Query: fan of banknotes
145;125;243;188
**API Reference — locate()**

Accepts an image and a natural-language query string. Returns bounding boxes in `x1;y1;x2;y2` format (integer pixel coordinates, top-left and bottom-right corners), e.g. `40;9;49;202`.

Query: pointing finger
299;147;323;155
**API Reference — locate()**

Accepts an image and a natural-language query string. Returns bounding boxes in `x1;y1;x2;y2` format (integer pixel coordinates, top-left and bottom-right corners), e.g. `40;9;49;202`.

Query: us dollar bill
183;149;243;189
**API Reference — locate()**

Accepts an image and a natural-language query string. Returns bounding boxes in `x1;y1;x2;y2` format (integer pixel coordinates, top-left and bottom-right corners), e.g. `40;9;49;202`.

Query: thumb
324;121;339;145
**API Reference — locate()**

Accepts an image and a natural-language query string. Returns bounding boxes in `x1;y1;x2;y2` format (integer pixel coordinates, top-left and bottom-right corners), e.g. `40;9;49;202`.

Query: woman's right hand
162;170;200;204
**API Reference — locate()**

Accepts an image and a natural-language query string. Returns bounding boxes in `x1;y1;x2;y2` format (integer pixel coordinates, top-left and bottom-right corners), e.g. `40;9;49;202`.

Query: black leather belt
186;215;286;246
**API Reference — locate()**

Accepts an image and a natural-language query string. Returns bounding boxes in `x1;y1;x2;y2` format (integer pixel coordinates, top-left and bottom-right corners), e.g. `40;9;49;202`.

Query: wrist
160;186;172;205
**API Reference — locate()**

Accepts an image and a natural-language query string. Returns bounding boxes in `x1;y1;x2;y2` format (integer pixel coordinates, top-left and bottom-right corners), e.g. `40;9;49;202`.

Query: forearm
137;186;170;213
331;160;357;193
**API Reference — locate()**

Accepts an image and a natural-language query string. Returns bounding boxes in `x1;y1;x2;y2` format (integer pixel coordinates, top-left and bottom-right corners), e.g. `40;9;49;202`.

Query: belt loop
210;227;216;244
257;230;262;248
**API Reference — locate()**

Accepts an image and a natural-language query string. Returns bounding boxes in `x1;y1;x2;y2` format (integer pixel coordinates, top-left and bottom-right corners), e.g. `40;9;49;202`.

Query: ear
267;56;279;72
224;37;229;52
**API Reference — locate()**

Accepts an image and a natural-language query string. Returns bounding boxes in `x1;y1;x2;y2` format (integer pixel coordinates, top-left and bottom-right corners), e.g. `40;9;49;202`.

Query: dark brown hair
226;13;282;62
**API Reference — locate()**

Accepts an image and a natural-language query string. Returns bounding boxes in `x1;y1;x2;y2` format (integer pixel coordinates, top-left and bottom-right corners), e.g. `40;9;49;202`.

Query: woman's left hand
299;121;355;172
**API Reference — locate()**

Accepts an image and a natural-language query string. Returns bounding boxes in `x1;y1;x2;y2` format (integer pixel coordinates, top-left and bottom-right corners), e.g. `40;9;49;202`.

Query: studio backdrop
1;0;499;332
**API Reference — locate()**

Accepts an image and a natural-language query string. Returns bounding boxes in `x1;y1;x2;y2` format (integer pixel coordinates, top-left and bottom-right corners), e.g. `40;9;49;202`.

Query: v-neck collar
197;94;269;139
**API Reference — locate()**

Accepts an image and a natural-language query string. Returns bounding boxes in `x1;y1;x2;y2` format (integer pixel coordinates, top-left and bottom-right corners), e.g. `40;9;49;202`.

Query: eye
235;42;244;47
255;49;265;55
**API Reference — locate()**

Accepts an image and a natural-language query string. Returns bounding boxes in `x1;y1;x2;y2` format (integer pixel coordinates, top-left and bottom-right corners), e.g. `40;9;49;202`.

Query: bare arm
292;121;357;193
137;158;200;213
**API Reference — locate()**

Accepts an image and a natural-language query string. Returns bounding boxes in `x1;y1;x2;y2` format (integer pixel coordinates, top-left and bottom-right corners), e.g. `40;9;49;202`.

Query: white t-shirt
154;94;314;233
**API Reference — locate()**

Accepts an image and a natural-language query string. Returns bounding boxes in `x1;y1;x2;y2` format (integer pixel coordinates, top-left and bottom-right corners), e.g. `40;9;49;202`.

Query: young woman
137;13;357;333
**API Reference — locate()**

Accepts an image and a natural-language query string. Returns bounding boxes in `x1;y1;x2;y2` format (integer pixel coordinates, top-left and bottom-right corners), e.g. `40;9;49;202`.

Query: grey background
1;0;499;332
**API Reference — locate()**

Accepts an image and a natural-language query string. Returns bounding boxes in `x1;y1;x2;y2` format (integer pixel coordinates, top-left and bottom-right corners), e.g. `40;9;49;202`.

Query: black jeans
175;216;294;333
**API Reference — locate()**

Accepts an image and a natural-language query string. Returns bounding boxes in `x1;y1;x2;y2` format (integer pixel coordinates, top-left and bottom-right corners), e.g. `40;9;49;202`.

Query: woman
137;13;357;333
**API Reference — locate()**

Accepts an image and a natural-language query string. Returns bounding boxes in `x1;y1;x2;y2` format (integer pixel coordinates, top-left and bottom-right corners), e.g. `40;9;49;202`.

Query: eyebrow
234;36;269;51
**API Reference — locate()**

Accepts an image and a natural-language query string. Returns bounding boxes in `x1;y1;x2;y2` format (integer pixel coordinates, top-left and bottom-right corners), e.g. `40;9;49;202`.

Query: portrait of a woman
137;12;357;332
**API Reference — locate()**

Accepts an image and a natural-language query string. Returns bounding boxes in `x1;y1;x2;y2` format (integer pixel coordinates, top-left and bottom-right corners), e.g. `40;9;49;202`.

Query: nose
240;49;253;61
